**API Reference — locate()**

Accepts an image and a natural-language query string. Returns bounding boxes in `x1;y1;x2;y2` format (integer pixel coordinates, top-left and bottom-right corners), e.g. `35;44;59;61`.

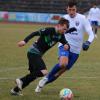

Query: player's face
66;6;77;18
58;24;67;34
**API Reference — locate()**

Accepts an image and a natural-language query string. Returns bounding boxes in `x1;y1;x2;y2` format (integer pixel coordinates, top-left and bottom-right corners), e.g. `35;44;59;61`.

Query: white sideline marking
0;76;99;81
0;62;99;73
0;67;25;72
0;78;15;80
0;62;100;81
62;76;100;79
0;62;100;72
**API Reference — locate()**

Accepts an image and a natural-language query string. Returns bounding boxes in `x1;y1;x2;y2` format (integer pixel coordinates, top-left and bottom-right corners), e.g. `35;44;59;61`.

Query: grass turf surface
0;22;100;100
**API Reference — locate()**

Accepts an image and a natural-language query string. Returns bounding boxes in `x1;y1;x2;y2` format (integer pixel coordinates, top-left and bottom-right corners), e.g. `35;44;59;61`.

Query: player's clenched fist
18;41;26;47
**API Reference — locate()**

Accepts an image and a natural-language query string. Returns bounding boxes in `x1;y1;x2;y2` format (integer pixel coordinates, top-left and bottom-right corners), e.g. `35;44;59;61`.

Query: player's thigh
59;56;69;66
27;52;47;73
58;45;69;67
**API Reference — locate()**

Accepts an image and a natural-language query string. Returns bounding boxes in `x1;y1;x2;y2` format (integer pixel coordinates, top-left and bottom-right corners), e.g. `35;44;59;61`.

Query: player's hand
18;41;26;47
64;44;70;50
82;41;91;51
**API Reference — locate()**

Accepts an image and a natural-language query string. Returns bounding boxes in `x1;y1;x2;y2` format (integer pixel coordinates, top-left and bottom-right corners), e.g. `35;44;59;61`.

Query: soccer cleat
35;76;48;93
35;85;42;93
10;89;23;96
16;78;23;90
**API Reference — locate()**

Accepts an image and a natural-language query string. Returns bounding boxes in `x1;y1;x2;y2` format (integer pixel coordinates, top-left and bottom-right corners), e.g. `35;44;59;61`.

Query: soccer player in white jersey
35;1;94;93
87;3;100;38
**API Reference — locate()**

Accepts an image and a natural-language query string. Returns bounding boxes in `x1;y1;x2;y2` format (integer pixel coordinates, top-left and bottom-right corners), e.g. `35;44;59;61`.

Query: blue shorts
58;45;69;57
58;45;79;70
91;21;98;26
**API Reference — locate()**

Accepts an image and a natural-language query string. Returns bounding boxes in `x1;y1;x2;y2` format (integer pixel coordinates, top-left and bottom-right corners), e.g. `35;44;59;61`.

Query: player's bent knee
60;63;68;68
30;70;47;77
60;61;68;68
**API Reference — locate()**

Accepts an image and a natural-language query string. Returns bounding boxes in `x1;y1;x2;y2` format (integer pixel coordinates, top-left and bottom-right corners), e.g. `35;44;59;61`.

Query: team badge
75;21;80;26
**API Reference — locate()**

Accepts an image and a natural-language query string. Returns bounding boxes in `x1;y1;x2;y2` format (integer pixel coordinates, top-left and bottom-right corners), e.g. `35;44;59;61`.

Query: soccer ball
59;88;73;100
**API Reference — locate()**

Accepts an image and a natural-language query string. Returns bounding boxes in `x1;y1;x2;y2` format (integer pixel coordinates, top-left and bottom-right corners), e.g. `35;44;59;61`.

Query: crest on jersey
75;21;79;26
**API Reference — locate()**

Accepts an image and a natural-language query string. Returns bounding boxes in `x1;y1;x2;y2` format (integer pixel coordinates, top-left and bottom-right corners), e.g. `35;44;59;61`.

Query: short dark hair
58;17;69;28
67;1;77;7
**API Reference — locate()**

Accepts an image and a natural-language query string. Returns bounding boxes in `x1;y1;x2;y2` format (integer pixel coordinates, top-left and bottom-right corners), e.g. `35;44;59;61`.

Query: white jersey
88;7;100;22
58;13;94;54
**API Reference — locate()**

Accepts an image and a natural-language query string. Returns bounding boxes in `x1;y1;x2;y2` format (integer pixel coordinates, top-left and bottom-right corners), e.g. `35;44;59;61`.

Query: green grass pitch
0;22;100;100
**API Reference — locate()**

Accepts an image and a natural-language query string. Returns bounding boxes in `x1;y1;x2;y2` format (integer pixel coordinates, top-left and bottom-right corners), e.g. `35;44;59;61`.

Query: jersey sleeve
24;31;40;43
24;28;52;43
83;16;94;43
59;35;68;45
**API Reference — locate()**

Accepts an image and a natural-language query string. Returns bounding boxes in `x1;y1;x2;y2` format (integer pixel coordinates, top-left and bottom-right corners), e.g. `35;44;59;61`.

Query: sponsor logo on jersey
70;32;78;35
